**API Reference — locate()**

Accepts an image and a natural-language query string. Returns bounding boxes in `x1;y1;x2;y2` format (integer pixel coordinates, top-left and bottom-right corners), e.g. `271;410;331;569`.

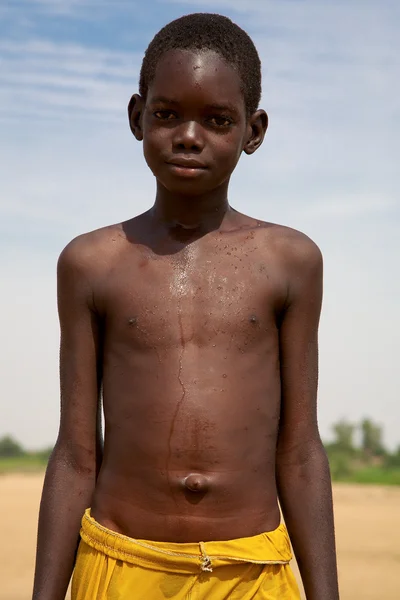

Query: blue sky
1;0;399;450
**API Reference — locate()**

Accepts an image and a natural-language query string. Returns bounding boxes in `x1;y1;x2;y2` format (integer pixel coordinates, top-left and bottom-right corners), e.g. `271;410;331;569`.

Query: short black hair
139;13;262;116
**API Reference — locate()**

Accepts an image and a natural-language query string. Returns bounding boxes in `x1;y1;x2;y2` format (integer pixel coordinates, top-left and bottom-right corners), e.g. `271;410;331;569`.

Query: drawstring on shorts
199;542;213;572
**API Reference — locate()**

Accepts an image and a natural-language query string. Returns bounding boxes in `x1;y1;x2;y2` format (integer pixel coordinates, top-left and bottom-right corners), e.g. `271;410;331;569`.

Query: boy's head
139;13;262;117
129;13;267;197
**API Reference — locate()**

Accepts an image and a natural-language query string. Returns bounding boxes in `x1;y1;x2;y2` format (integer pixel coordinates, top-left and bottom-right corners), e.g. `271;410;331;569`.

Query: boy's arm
32;238;103;600
276;235;339;600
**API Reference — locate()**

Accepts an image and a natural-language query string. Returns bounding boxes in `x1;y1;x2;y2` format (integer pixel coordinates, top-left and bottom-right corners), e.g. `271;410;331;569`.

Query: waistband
80;509;292;574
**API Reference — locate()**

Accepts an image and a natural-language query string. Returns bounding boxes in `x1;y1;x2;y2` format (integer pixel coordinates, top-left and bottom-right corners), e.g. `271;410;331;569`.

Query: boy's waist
91;468;281;542
80;508;293;574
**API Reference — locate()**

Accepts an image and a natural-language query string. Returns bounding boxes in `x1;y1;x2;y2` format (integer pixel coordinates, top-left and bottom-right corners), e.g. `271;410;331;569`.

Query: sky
0;0;399;450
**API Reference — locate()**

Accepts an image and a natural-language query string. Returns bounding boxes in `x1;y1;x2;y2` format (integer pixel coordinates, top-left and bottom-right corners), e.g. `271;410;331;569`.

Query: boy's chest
99;243;286;348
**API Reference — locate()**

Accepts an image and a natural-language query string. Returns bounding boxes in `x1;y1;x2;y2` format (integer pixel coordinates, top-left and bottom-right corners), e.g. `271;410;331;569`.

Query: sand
1;474;399;599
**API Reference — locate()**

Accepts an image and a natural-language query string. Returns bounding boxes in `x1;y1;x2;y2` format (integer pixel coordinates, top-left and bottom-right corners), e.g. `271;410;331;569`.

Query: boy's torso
89;211;293;543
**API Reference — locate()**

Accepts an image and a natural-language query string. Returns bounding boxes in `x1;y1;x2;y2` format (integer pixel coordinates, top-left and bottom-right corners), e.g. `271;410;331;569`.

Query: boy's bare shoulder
250;220;323;303
240;214;322;270
57;221;132;275
268;222;321;268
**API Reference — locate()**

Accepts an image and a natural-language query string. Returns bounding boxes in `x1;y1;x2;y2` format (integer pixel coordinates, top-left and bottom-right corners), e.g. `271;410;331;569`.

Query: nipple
184;473;208;493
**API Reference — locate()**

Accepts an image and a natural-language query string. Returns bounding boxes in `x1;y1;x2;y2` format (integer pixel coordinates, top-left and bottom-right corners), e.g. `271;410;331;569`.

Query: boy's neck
151;182;231;232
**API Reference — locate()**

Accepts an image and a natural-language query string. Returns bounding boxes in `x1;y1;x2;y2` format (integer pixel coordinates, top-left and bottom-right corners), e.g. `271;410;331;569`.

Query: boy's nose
172;120;205;152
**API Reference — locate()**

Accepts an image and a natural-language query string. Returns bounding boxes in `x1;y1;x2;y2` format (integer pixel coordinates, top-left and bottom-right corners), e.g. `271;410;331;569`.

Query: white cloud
2;0;140;17
0;39;140;122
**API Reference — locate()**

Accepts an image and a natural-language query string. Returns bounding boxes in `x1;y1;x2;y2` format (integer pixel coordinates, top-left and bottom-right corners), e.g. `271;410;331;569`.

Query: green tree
328;452;354;480
0;435;25;458
325;419;357;481
384;445;400;468
332;419;355;453
361;419;385;458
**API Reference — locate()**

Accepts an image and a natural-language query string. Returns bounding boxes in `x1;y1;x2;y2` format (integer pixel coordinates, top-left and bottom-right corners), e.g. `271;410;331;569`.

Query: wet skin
59;50;320;543
90;215;286;541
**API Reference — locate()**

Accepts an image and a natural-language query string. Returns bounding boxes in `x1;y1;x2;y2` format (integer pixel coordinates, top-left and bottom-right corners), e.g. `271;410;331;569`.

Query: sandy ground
1;474;399;599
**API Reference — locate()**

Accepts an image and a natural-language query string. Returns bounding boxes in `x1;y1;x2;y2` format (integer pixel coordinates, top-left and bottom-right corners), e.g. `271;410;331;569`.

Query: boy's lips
166;158;207;169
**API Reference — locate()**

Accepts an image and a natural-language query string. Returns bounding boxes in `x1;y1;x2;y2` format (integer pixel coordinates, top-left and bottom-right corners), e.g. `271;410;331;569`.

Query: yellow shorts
72;509;301;599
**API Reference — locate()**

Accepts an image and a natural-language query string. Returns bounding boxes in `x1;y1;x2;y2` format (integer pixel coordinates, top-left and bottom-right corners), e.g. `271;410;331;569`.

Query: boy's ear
128;94;144;141
243;109;268;155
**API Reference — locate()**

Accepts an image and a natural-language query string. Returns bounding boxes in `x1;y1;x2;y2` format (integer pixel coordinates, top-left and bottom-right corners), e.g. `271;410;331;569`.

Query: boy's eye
208;116;233;127
153;110;177;120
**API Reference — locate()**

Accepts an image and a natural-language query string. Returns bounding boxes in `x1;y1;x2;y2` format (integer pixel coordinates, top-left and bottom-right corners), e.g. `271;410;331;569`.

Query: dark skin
33;49;339;599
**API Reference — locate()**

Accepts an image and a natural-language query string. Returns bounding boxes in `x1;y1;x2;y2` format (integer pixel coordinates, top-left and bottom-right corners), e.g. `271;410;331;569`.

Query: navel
183;473;209;493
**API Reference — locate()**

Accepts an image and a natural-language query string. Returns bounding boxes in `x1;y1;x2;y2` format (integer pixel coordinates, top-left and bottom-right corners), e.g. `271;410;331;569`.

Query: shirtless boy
33;13;339;600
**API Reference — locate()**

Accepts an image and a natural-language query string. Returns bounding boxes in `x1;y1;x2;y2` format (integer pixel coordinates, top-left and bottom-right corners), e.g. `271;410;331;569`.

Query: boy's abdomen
92;244;285;542
91;340;282;542
91;459;281;542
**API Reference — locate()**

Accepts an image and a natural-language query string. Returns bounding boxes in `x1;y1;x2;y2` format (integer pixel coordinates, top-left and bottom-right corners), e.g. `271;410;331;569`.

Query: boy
33;13;339;600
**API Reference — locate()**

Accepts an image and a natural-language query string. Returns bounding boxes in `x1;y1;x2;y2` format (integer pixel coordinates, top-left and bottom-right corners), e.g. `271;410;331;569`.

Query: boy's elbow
276;442;332;499
50;437;98;478
276;436;329;473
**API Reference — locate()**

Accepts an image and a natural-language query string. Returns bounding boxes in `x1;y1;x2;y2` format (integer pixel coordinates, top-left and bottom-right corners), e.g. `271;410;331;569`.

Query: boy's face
132;49;266;197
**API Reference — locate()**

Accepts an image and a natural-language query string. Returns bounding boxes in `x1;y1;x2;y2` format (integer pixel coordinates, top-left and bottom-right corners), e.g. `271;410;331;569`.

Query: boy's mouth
166;158;207;170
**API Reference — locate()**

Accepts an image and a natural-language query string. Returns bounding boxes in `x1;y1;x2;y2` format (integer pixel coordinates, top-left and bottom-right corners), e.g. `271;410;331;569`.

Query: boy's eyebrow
206;103;240;115
149;96;179;105
149;97;240;115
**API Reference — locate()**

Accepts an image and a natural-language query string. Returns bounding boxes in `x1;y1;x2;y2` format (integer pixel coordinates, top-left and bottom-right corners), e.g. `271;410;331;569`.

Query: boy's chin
155;170;232;198
157;177;219;198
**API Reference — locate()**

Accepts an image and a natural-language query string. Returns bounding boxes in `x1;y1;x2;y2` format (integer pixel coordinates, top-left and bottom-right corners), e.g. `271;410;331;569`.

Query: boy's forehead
147;49;245;110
